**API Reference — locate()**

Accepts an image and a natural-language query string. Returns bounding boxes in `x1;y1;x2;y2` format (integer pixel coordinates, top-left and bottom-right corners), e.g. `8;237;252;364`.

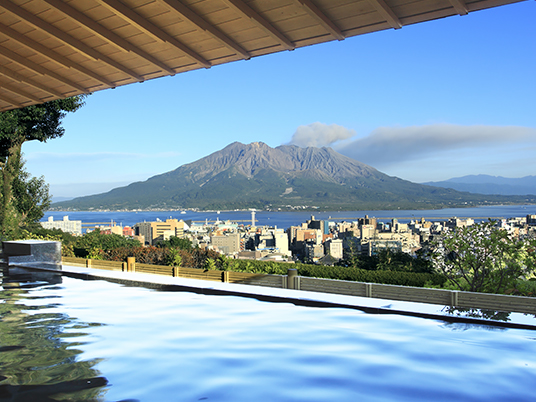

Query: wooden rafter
296;0;345;41
0;1;143;81
221;0;295;50
0;92;23;109
0;23;114;88
0;45;89;93
449;0;469;15
96;0;211;68
0;65;64;98
42;0;176;76
0;80;44;103
369;0;402;29
157;0;251;59
0;0;523;112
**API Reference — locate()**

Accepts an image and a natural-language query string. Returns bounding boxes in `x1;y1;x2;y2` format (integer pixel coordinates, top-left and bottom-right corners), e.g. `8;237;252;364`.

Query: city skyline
21;1;536;199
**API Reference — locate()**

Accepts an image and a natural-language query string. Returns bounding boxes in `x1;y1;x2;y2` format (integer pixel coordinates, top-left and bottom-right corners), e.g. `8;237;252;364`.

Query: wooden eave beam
369;0;402;29
221;0;295;50
0;92;23;109
0;23;114;88
296;0;345;41
158;0;251;59
448;0;469;15
43;0;176;76
0;65;64;98
0;80;44;103
0;45;89;93
96;0;211;69
0;2;143;81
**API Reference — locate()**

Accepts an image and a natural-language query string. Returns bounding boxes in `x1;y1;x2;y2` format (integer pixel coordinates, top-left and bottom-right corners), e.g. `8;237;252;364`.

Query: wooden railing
61;256;536;315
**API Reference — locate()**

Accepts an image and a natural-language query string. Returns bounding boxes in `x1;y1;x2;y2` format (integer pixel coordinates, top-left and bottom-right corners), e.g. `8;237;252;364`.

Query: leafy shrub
296;264;446;287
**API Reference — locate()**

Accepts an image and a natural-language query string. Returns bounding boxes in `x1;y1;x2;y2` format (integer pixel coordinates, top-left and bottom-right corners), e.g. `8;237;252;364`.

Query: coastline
42;204;536;230
46;202;536;214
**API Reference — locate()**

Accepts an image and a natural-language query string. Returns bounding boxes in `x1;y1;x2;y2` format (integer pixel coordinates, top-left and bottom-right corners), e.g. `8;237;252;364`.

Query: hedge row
78;245;446;288
295;264;447;287
221;259;446;287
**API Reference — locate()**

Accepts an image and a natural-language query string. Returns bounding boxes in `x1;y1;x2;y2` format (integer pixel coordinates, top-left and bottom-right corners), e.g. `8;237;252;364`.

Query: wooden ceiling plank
0;92;23;108
158;0;251;59
0;65;64;98
96;0;211;68
42;0;176;75
1;80;43;103
0;1;143;81
0;44;89;93
368;0;402;29
295;0;345;41
0;23;114;88
448;0;469;15
220;0;295;50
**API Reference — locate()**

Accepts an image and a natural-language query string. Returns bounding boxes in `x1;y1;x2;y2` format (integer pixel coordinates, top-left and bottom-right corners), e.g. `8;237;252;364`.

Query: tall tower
251;210;256;227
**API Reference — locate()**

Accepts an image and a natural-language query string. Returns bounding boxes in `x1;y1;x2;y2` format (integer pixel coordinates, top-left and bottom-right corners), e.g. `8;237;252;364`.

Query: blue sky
22;1;536;199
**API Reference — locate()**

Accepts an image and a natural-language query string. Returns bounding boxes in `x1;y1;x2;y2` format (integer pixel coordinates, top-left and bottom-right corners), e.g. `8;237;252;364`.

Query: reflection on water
1;267;536;401
442;306;513;322
0;268;108;401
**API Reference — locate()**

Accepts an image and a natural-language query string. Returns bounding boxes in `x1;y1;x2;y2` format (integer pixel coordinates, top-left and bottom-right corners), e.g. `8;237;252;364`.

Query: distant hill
51;196;74;203
52;142;534;211
423;175;536;196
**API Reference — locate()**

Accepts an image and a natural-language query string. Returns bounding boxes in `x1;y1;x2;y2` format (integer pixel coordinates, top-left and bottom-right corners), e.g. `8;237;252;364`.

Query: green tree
432;221;536;294
74;229;141;258
0;96;85;238
156;236;192;250
11;154;51;228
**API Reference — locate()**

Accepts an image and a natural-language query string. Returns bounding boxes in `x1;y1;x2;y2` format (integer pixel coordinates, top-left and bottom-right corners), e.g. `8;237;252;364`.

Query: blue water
2;268;535;401
43;204;536;229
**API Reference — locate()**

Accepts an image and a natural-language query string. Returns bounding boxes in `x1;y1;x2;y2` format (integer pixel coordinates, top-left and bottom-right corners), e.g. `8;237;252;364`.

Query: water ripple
1;271;536;401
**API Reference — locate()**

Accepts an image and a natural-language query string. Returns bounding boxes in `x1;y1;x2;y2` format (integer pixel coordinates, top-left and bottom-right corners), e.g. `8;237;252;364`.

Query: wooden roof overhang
0;0;527;111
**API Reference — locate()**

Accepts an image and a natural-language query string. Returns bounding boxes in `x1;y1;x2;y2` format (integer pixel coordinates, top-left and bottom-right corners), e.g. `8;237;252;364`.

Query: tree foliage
155;236;192;250
73;229;141;258
12;154;51;227
0;96;85;238
432;221;536;294
339;238;434;273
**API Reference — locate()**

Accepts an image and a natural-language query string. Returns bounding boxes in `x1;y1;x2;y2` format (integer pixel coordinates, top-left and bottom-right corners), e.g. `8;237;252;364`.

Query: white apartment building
41;216;82;235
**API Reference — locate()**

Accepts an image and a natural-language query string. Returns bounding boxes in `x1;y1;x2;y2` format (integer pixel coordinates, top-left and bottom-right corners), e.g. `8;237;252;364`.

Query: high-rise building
211;232;240;255
133;219;188;245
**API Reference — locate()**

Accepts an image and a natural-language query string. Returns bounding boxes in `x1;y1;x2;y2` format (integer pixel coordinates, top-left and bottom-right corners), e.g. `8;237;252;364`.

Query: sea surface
1;267;535;401
43;204;536;230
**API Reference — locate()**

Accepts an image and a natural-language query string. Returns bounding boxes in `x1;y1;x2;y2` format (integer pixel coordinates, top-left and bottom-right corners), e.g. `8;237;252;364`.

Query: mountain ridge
52;142;534;211
423;175;536;196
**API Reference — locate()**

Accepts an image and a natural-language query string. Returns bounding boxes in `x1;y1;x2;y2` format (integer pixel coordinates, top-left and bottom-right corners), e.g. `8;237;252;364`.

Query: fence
61;256;536;315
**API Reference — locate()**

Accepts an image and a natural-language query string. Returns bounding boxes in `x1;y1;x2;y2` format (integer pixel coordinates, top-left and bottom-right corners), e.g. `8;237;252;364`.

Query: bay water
43;204;536;230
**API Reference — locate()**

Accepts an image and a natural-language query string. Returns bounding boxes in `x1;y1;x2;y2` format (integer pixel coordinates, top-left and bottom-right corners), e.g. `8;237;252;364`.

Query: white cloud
288;122;356;148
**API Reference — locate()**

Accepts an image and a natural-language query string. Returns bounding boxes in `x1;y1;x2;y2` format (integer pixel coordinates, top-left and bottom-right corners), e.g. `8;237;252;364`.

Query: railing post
86;259;92;268
365;283;372;297
451;290;459;307
122;262;127;272
173;266;181;277
222;271;230;283
127;257;136;272
287;268;297;290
